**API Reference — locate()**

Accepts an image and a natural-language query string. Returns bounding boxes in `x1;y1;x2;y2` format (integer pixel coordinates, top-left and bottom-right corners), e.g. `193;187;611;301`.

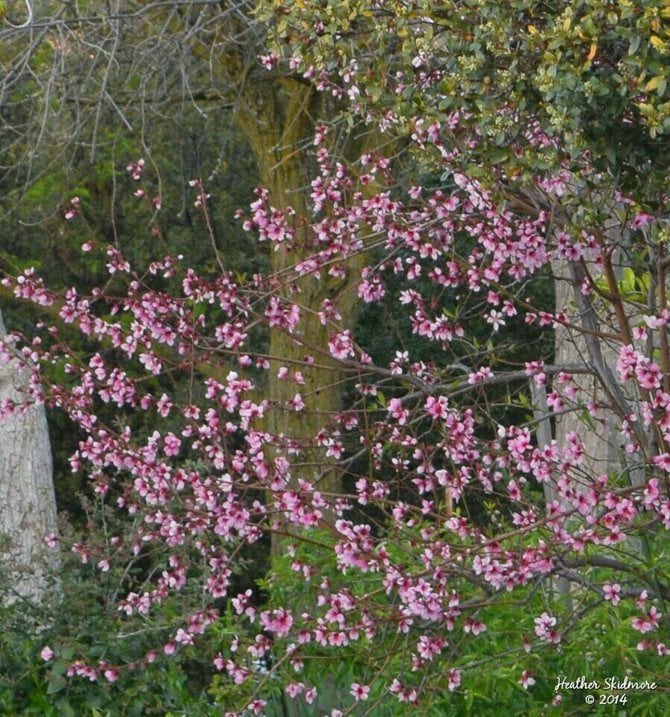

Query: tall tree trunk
0;311;59;606
235;80;342;486
233;78;383;552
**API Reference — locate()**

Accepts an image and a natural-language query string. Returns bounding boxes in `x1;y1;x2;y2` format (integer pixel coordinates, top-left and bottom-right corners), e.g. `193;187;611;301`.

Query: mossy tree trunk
233;76;379;550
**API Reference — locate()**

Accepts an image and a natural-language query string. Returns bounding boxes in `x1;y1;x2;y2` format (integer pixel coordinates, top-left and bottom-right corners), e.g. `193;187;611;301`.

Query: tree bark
0;311;59;606
233;76;382;552
553;261;623;478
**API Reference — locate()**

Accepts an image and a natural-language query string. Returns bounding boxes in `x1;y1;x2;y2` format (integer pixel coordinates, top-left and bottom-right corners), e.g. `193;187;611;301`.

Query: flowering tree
2;1;670;715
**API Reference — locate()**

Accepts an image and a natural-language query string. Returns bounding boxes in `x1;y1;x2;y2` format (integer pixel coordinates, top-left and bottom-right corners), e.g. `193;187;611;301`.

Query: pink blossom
104;669;119;683
603;583;621;606
350;682;370;701
285;682;304;698
631;212;654;230
534;612;560;643
328;330;355;360
447;669;461;691
389;397;410;424
259;53;279;70
126;158;145;180
519;670;536;689
246;700;267;714
44;532;58;548
632;606;662;634
426;394;450;420
260;608;294;637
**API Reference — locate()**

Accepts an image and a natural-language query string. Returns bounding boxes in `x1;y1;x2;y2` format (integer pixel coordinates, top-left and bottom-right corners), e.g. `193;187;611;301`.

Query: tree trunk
0;311;59;606
235;80;346;488
233;78;382;552
553;261;623;478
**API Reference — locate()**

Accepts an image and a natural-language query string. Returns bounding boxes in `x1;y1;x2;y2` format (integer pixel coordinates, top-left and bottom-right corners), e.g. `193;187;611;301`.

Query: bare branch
5;0;33;29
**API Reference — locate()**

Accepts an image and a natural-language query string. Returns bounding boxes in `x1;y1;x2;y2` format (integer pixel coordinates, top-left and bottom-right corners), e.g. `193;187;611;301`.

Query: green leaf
646;75;667;96
621;266;636;294
46;672;66;695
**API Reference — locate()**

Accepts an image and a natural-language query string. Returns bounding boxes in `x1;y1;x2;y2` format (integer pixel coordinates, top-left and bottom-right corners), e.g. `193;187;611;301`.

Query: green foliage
262;0;670;194
0;557;221;716
237;529;670;716
5;566;667;717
